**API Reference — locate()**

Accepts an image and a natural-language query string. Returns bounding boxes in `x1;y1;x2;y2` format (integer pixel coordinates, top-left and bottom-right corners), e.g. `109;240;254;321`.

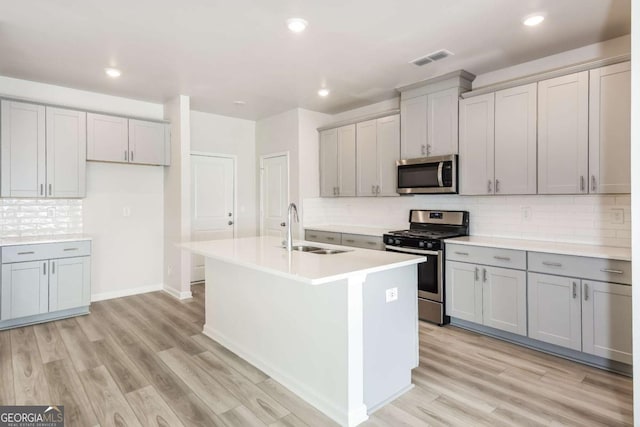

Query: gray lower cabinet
305;229;384;250
0;241;91;327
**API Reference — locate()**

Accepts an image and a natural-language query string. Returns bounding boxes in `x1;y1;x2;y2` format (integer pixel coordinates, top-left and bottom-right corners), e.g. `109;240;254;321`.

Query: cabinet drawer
341;233;384;250
2;241;91;264
305;230;341;245
528;252;631;285
446;244;526;270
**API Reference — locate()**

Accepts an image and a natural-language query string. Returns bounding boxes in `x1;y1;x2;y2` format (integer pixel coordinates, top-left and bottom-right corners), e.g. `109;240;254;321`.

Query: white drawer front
528;252;631;285
2;241;91;264
446;244;526;270
305;230;341;245
341;233;384;250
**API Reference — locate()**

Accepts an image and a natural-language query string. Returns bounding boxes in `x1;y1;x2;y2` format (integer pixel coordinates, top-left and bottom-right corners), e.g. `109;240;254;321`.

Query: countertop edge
0;235;92;246
444;237;631;262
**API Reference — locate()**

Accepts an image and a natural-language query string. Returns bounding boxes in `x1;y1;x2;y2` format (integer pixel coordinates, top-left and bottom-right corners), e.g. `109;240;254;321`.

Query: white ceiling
0;0;630;120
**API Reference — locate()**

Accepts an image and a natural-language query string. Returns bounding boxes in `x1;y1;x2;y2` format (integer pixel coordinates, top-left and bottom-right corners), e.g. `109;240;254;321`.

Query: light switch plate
611;208;624;225
385;287;398;303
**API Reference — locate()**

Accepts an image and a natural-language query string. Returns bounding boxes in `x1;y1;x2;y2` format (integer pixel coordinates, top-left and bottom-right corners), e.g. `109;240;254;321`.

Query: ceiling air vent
410;49;454;66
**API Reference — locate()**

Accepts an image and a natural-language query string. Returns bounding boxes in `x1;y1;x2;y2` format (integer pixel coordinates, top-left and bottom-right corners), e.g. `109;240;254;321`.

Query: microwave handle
437;162;444;187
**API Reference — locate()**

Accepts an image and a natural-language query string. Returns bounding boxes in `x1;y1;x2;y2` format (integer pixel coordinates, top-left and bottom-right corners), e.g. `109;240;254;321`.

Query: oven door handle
385;245;440;256
437;161;444;187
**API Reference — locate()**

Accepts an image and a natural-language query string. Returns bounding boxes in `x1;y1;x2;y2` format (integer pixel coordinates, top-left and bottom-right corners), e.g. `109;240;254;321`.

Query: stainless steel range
383;210;469;325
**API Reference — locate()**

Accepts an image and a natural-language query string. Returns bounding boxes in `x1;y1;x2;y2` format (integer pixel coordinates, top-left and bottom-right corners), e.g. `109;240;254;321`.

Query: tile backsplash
303;194;631;247
0;199;83;237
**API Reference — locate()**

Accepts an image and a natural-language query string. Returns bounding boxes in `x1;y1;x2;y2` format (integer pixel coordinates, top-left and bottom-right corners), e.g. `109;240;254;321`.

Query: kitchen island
182;236;425;427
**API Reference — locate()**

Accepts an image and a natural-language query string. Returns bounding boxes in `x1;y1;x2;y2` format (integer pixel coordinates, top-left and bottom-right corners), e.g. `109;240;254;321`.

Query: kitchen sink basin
282;245;349;255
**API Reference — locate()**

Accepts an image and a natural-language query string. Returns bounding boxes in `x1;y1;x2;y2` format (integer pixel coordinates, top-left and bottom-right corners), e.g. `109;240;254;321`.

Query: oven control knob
394;239;401;245
418;241;425;248
426;242;433;249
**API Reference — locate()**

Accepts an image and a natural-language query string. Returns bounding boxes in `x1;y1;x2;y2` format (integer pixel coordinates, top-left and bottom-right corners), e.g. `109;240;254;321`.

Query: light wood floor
0;284;632;426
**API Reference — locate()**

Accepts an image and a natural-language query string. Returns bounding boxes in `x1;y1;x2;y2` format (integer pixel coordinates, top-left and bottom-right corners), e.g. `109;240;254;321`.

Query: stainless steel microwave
396;154;457;194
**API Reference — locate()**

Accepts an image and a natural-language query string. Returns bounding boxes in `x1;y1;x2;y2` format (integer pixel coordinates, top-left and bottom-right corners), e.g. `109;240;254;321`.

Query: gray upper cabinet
1;100;46;198
87;113;129;162
356;115;400;197
538;72;589;194
1;101;86;198
129;119;170;165
589;61;631;194
459;93;495;195
319;124;356;197
319;128;339;197
88;113;170;166
400;95;428;159
46;107;87;198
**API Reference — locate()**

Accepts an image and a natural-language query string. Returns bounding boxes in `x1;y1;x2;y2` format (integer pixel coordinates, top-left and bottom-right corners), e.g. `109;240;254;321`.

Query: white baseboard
91;283;164;302
202;324;369;427
163;286;193;300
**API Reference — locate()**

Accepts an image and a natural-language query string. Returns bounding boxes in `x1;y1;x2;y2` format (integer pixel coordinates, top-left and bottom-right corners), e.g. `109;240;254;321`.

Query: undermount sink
283;245;350;255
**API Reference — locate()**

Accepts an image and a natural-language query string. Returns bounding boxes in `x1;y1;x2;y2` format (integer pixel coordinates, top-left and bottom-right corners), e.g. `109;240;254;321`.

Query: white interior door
261;154;289;238
191;154;235;282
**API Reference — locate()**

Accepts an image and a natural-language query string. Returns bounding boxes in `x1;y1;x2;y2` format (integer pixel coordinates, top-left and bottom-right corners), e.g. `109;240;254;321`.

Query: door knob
228;212;232;217
280;222;286;227
228;221;233;226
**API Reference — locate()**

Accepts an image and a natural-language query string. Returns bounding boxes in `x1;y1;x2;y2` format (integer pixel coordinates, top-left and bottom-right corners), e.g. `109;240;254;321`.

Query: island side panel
203;258;354;425
362;265;418;412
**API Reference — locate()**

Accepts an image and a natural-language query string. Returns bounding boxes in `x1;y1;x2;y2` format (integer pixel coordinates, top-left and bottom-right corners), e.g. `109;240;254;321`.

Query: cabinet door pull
591;175;596;192
487;180;492;193
495;179;500;193
580;176;585;192
426;144;431;156
43;262;46;275
130;151;134;162
376;185;380;194
474;267;479;281
572;281;577;299
600;268;624;274
454;251;469;256
584;283;589;301
421;144;426;155
52;261;55;274
125;150;128;161
40;184;44;196
482;268;487;283
48;184;52;196
493;256;511;261
542;261;562;267
372;185;376;195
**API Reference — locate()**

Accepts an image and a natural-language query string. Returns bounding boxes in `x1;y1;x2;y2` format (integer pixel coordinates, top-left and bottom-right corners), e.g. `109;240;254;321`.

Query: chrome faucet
284;202;299;251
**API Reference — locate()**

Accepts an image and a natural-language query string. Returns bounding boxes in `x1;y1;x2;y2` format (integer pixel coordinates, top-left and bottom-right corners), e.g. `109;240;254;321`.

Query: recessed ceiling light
318;88;330;97
287;18;308;33
523;15;545;26
104;67;121;78
233;101;246;106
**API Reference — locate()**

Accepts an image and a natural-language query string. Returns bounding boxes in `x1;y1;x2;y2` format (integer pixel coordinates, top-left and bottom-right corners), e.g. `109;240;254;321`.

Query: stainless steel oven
383;210;469;325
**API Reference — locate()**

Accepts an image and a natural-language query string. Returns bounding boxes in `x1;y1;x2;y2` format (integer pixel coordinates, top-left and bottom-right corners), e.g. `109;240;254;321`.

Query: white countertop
304;224;405;237
0;234;91;246
445;236;631;261
181;236;425;285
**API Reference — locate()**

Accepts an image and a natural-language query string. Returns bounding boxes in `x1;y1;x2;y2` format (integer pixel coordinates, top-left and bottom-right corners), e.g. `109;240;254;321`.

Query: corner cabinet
356;115;400;196
0;240;91;329
1;101;86;198
87;113;170;166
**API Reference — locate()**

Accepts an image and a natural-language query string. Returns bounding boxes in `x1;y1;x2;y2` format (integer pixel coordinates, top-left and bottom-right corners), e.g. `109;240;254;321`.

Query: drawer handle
345;239;355;243
601;268;624;274
327;237;335;241
309;234;318;238
493;256;511;261
63;248;79;251
17;251;35;255
454;251;469;256
366;241;377;246
542;261;562;267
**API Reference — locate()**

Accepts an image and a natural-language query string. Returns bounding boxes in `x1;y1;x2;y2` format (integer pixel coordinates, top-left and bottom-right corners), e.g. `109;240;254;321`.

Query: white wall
0;76;166;301
630;1;639;422
84;163;164;300
163;95;192;299
190;110;257;237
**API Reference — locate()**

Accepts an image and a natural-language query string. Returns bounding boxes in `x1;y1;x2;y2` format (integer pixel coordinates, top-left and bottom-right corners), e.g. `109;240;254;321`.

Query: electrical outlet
47;207;55;218
167;266;173;277
611;208;624;225
521;206;532;221
385;287;398;303
123;206;131;217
